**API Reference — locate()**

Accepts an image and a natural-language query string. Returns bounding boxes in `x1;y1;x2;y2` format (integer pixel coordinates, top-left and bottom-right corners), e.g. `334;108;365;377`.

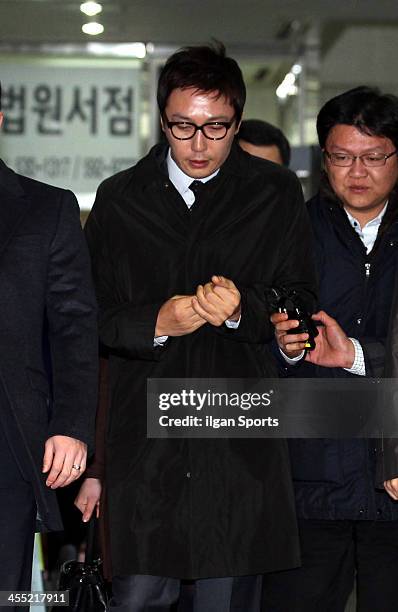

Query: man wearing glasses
265;87;398;612
85;43;316;611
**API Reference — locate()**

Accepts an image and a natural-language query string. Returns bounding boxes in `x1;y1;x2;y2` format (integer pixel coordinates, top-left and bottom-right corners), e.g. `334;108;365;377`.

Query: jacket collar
311;177;398;259
0;159;32;255
137;141;247;187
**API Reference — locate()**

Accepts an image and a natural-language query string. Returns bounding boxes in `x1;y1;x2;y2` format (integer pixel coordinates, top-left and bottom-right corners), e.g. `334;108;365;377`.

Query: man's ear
234;118;242;135
160;115;165;132
0;112;3;130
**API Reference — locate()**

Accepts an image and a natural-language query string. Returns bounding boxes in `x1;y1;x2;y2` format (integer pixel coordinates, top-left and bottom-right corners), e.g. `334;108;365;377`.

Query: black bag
58;517;108;611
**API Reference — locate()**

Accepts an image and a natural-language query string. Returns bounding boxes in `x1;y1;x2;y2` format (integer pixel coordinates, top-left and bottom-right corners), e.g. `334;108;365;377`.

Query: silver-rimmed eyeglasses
324;149;398;167
164;116;235;140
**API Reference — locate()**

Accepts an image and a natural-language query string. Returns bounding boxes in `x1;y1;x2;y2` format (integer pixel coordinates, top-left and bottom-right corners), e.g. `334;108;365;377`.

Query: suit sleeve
214;174;318;344
45;190;98;454
85;182;164;361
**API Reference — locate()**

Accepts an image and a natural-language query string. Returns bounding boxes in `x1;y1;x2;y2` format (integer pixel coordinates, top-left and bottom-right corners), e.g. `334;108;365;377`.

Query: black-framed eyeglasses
164;116;236;140
324;149;398;167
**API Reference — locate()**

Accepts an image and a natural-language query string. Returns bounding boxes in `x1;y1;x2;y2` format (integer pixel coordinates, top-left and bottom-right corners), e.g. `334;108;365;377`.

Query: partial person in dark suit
84;42;317;612
0;84;98;606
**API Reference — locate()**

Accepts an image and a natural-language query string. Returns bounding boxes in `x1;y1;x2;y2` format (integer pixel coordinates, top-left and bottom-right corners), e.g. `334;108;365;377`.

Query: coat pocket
289;439;345;485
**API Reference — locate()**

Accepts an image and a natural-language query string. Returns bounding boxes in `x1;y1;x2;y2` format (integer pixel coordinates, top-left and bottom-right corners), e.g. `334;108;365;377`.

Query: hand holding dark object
268;287;318;350
304;311;355;368
268;287;318;357
75;478;102;522
270;311;309;358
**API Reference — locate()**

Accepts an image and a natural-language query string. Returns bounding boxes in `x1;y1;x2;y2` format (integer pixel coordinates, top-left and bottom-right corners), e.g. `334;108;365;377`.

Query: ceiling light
80;2;102;17
284;72;295;86
276;72;298;99
109;43;146;58
82;22;104;35
87;43;147;58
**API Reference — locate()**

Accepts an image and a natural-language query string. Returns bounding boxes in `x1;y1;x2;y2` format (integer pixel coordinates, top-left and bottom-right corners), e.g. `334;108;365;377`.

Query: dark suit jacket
0;159;98;531
85;143;317;578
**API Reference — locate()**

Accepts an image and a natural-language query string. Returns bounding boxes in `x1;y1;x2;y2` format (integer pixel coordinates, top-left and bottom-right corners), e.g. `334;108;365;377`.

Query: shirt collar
344;201;388;230
166;149;219;197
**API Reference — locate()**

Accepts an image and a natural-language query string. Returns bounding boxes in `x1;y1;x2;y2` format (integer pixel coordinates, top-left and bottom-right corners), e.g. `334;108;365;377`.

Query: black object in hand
267;287;318;351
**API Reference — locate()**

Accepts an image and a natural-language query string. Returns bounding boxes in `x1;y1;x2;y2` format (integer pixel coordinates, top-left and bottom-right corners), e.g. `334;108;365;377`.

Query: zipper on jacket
358;262;371;329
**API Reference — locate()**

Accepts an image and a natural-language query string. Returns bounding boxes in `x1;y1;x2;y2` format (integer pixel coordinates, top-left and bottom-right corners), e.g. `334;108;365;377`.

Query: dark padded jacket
288;183;398;521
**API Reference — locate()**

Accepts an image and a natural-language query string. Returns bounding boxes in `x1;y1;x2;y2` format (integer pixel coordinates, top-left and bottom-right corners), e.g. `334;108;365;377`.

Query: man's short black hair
238;119;291;166
157;42;246;122
317;86;398;150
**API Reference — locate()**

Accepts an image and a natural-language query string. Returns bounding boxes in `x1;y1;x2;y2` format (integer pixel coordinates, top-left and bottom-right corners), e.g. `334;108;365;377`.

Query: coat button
186;472;191;478
376;509;382;516
357;318;362;325
358;508;364;515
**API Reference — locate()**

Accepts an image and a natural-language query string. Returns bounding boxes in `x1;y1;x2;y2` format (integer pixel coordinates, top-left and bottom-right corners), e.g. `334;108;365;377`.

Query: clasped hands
155;275;241;337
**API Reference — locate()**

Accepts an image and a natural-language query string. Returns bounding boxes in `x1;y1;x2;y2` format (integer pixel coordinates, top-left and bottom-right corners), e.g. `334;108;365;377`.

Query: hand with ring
42;435;87;489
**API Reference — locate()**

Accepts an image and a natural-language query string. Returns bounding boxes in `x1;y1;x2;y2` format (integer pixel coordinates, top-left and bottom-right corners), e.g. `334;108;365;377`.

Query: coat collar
137;141;248;188
0;159;32;255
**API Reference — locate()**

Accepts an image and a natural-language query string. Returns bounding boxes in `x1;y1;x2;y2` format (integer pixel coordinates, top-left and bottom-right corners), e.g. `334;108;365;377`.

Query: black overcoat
0;159;98;531
85;144;317;578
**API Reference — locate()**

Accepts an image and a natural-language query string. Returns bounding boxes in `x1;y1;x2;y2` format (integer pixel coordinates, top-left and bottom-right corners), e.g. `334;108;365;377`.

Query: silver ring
72;464;81;471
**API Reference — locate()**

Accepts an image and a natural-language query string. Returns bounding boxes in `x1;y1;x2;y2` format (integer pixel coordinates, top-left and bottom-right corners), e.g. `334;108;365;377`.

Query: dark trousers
110;574;261;612
0;424;36;609
262;518;398;612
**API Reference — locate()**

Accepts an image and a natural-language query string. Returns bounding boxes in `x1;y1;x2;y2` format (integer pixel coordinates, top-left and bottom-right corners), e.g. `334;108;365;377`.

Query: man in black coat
85;43;317;611
265;87;398;612
0;88;98;600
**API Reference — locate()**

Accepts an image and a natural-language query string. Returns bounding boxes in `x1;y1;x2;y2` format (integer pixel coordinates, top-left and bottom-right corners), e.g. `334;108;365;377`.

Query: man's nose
191;129;207;152
349;157;368;177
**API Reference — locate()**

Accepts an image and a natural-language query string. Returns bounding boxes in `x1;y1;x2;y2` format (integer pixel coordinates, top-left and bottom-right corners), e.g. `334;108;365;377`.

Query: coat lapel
0;159;31;257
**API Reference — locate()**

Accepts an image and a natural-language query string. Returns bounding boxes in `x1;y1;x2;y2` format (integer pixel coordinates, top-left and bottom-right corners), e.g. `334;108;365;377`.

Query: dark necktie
189;180;205;209
188;181;205;212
